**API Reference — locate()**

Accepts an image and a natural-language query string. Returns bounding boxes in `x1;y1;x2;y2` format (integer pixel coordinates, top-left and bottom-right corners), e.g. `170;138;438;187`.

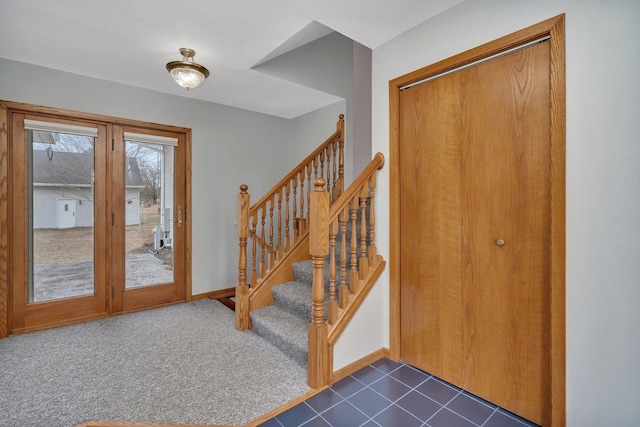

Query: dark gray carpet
0;299;310;426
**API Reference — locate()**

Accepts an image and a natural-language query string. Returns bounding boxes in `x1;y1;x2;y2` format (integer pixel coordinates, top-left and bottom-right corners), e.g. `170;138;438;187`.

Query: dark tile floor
259;359;539;427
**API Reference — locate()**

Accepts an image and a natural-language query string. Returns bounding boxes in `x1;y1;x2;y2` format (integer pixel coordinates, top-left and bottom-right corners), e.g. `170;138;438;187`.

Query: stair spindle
331;140;338;199
319;150;325;184
269;197;275;267
299;169;306;233
368;174;378;266
292;174;299;238
339;207;349;308
349;197;359;293
251;211;258;285
260;207;266;277
359;186;369;279
306;163;313;221
285;182;291;251
277;188;283;258
328;219;338;325
337;114;345;196
325;146;332;199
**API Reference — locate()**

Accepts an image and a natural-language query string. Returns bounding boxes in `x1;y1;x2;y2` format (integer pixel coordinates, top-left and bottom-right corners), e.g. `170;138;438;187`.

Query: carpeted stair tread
272;281;313;322
248;201;370;369
250;305;308;367
293;259;353;288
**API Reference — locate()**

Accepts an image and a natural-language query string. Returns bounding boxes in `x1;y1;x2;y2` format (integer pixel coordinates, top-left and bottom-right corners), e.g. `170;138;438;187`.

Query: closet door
399;41;551;424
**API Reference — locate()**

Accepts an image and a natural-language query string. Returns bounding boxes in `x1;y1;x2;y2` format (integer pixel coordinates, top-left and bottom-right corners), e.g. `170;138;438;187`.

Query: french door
8;109;189;333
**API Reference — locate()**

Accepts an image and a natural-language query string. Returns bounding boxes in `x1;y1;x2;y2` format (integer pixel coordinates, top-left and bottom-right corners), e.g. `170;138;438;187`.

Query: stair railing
308;152;385;388
236;115;345;330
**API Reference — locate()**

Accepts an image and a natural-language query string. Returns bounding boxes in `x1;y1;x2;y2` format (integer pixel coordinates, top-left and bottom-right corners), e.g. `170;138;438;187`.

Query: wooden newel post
308;178;331;388
236;184;251;331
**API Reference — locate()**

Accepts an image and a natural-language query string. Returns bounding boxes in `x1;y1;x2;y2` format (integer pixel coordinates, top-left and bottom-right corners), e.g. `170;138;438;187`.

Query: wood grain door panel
400;41;551;425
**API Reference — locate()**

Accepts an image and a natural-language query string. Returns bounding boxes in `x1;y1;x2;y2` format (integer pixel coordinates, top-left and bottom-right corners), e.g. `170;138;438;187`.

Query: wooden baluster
319;150;325;184
292;174;299;238
306;163;312;220
260;206;266;277
349;196;359;293
313;155;319;181
337;114;345;196
299;169;306;233
236;185;250;330
277;187;283;258
359;186;369;279
269;196;275;266
332;140;338;200
308;178;330;388
250;211;258;285
368;174;378;267
325;146;332;199
285;181;291;251
328;219;338;325
339;206;349;309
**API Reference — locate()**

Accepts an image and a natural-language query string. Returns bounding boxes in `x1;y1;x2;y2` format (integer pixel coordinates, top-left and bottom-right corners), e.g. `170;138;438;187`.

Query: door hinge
112;138;114;150
112;212;114;225
112;287;115;300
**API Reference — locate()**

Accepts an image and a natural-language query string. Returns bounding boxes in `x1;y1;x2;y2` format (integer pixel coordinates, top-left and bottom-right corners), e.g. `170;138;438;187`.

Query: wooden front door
5;106;190;334
399;40;551;424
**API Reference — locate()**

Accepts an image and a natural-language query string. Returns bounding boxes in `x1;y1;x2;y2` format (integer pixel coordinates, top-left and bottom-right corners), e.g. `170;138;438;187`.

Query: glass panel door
29;131;96;303
124;140;174;289
112;125;184;313
11;114;108;333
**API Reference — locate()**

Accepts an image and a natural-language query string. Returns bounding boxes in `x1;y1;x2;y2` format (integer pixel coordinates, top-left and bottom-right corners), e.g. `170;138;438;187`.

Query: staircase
249;260;318;368
250;213;361;368
234;115;385;388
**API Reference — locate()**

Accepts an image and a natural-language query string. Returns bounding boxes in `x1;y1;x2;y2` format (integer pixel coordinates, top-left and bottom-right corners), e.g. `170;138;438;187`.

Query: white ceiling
0;0;462;119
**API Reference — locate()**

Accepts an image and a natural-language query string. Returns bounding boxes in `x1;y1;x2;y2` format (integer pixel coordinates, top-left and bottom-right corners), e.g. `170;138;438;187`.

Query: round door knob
496;239;505;246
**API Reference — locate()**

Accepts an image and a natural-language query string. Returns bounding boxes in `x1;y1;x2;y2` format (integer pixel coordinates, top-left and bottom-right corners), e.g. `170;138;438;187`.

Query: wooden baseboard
332;347;390;383
246;347;390;426
192;287;235;301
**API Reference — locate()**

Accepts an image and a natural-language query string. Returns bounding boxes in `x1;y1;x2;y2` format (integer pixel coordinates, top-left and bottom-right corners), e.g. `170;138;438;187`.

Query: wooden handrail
307;153;385;388
328;152;384;221
250;115;344;214
235;115;345;331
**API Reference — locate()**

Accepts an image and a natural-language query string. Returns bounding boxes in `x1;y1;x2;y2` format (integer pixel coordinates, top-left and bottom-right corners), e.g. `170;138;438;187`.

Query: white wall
0;58;293;295
32;187;98;229
253;32;373;183
125;189;140;226
289;101;346;168
362;1;640;425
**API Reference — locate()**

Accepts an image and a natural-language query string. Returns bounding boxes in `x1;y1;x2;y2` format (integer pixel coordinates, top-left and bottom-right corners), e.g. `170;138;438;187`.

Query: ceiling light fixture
166;48;209;91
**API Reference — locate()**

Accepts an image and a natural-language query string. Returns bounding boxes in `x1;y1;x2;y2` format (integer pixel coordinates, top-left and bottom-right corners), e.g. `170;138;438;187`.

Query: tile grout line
349;362;428;426
367;363;443;425
479;407;500;427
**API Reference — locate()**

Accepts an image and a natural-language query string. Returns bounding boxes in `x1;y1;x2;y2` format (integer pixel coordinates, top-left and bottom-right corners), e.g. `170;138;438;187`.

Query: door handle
177;206;183;228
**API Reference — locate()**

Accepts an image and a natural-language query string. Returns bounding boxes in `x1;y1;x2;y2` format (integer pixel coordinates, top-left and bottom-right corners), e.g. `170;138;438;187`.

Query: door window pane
124;140;174;288
29;131;95;303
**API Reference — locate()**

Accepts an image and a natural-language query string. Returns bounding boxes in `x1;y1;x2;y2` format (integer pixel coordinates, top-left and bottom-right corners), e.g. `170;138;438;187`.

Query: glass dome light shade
166;48;209;91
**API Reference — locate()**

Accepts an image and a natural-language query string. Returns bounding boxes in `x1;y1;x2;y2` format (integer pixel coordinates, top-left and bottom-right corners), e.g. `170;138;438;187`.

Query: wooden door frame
0;100;193;336
388;15;566;426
